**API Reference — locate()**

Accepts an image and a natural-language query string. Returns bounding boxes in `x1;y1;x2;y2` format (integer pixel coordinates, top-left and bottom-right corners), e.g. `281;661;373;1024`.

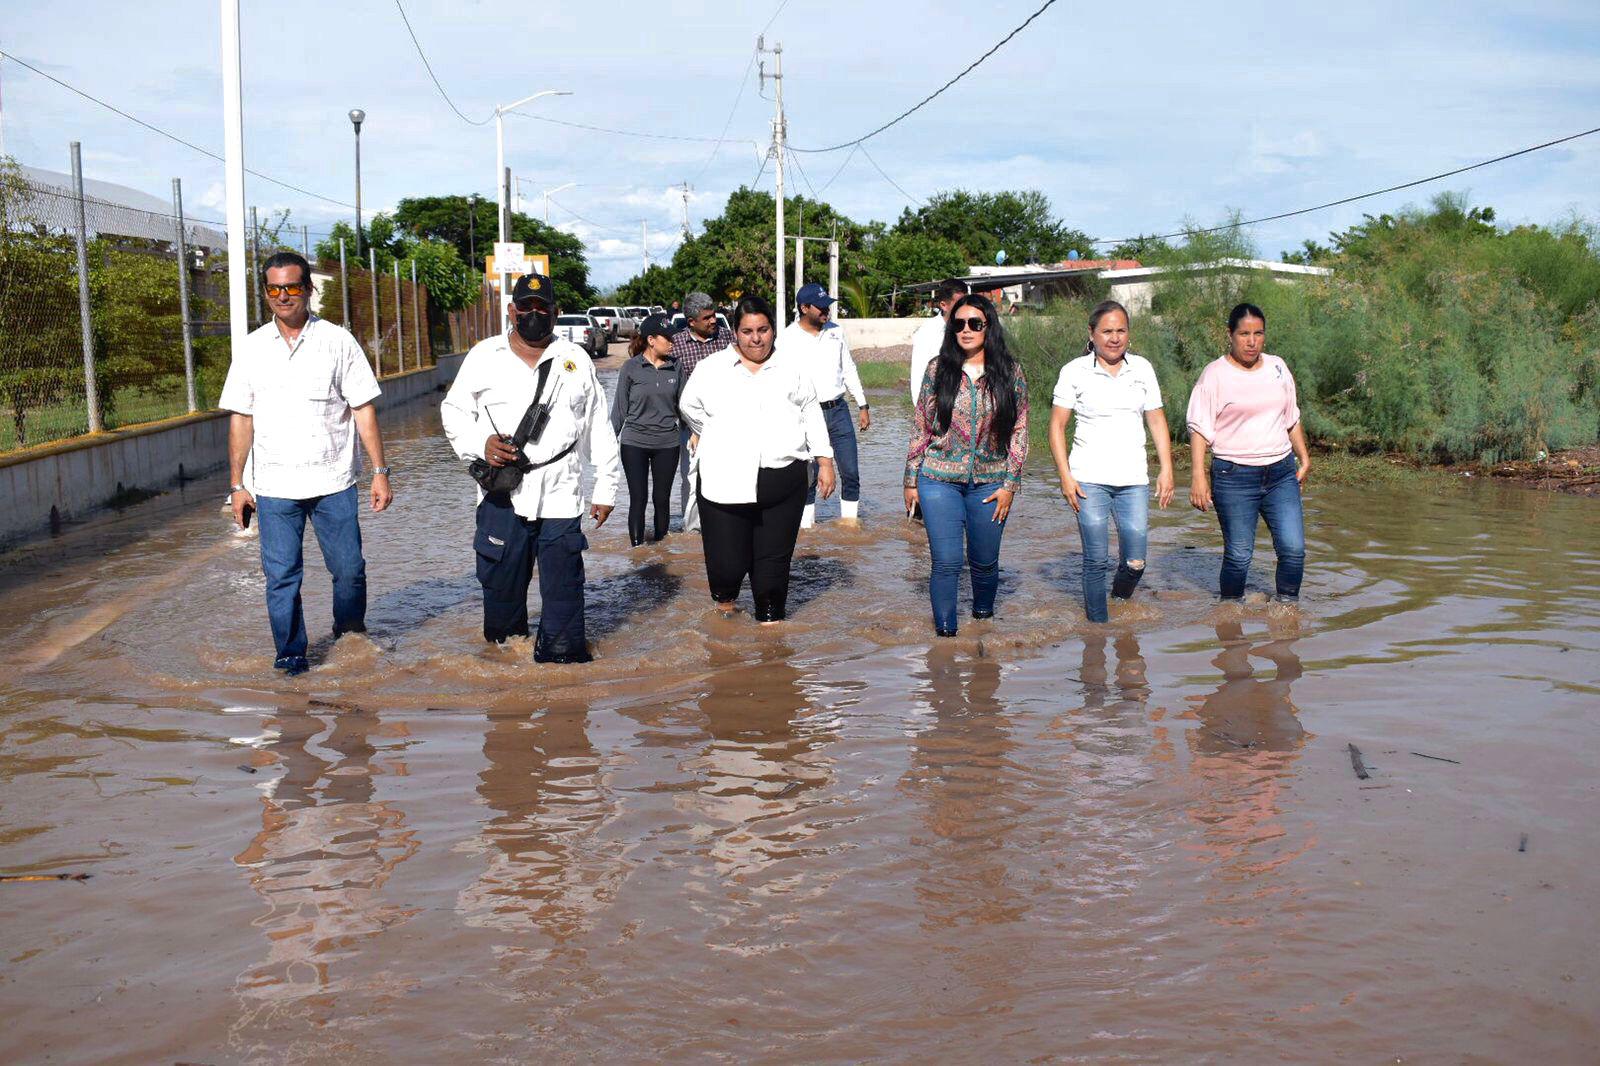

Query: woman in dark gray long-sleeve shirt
611;314;683;546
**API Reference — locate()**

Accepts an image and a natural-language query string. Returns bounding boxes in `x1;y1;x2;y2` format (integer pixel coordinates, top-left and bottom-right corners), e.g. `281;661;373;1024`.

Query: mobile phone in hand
242;502;254;529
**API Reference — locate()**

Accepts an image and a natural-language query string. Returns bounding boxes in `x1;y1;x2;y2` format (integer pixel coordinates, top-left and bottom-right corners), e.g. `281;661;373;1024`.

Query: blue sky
3;0;1598;288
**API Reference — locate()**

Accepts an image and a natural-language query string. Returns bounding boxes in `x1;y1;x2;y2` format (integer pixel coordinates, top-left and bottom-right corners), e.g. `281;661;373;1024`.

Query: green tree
894;189;1093;265
862;231;967;315
391;195;594;311
0;157;81;446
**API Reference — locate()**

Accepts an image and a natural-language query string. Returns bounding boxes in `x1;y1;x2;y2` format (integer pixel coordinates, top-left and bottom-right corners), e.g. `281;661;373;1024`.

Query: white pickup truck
586;305;633;341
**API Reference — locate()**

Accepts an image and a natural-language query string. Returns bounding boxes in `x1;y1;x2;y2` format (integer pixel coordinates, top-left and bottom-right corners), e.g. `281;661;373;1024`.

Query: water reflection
232;704;420;1000
456;704;625;940
1184;620;1311;880
903;650;1026;929
683;642;838;878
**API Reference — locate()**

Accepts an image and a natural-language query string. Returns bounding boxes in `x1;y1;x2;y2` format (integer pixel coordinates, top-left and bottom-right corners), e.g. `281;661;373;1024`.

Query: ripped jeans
1075;482;1149;623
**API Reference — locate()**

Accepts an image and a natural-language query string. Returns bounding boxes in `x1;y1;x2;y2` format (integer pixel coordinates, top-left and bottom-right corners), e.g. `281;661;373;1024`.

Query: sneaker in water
274;655;310;677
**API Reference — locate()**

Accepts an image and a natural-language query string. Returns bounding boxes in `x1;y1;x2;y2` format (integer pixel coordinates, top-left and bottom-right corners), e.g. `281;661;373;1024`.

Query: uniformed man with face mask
441;274;620;663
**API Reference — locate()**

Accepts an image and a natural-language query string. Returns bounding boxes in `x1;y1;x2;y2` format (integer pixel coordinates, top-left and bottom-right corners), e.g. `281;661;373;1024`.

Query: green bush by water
1000;196;1600;465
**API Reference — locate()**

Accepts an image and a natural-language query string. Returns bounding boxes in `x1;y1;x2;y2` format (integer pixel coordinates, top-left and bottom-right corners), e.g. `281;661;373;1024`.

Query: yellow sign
726;288;743;300
486;253;553;292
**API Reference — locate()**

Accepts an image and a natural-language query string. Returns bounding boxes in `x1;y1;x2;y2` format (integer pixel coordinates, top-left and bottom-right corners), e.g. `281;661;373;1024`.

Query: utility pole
220;0;248;368
172;178;198;412
793;202;804;295
828;220;840;322
641;220;649;275
759;36;786;326
680;181;692;239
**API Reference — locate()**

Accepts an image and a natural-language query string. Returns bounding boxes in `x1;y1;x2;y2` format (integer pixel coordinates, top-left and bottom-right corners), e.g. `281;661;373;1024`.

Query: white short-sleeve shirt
1052;352;1163;486
218;316;381;499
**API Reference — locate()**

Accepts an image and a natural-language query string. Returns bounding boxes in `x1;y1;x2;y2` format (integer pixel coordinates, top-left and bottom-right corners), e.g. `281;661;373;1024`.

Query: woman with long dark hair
1187;303;1310;602
678;296;836;623
611;313;681;546
1048;300;1174;622
903;294;1030;636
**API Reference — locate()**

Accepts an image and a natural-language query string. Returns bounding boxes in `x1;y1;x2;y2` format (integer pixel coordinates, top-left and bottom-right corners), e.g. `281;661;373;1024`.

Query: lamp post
467;192;477;270
349;108;366;259
494;89;570;321
541;182;576;225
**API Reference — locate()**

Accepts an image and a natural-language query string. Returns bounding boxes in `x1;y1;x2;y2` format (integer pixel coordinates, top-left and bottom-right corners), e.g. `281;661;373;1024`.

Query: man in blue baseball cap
779;282;868;527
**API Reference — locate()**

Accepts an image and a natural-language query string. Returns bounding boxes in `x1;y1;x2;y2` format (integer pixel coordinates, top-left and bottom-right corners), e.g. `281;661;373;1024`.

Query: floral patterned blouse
904;363;1029;491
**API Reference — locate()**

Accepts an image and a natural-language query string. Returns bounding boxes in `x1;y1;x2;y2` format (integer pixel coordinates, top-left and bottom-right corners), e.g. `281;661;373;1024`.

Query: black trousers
620;443;679;546
697;460;808;622
473;494;592;663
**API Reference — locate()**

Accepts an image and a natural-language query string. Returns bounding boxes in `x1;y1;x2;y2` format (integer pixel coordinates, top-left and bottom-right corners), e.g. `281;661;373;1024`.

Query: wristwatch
860;403;871;410
373;466;392;475
229;483;247;493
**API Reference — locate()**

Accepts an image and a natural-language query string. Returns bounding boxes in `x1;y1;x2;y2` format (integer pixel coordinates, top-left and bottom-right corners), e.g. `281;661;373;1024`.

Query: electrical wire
546;199;636;238
0;49;357;210
508;110;725;143
788;0;1060;153
749;146;773;189
1091;123;1600;246
393;0;492;126
859;143;924;206
689;49;759;186
786;147;819;199
816;143;859;195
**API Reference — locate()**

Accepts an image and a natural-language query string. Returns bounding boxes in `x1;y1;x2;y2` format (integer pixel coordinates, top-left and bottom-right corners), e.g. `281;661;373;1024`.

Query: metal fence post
69;142;103;433
301;224;309;259
410;260;423;363
339;237;350;329
249;205;262;328
392;259;403;371
172;177;198;413
368;246;380;373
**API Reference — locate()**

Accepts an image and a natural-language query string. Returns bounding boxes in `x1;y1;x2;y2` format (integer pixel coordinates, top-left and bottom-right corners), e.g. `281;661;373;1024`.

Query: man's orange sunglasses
264;283;308;297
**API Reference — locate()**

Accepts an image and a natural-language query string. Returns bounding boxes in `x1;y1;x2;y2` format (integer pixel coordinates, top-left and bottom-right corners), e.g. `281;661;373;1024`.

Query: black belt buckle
819;397;844;409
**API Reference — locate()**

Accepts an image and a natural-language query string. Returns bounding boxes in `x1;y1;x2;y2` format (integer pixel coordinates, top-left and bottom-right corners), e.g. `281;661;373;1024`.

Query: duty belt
819;396;847;409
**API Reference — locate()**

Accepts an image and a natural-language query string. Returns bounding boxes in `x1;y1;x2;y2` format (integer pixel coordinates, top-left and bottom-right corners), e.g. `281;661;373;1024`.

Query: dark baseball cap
512;273;555;305
639;312;675;341
795;282;835;309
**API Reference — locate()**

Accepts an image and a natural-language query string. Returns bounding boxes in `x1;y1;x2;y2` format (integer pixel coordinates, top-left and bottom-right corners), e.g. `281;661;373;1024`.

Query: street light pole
494;89;571;321
467;192;477;270
349;108;365;259
542;182;576;225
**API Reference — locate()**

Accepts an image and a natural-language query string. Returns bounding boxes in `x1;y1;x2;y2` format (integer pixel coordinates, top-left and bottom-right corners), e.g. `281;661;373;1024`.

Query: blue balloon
1067;249;1080;261
995;249;1007;265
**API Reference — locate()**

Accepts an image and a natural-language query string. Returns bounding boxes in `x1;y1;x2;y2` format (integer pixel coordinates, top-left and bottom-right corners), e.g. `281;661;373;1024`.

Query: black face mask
514;304;554;344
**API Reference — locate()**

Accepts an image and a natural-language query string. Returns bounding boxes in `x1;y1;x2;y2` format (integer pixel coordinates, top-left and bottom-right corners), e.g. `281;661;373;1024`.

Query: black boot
1110;562;1144;600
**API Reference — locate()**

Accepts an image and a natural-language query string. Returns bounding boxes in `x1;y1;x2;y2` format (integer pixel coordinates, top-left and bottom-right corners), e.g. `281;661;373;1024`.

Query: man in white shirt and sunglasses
779;283;869;527
220;251;391;677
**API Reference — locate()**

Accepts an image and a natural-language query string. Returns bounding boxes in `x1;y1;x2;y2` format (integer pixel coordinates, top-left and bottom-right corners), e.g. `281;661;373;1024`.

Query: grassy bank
1002;196;1600;466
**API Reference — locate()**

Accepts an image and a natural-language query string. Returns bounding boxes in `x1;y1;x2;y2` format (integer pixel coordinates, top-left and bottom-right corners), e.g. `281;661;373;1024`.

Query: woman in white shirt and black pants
678;296;836;623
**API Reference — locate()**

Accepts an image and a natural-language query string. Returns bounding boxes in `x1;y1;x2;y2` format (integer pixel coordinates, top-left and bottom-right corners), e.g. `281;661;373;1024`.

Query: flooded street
1;382;1597;1063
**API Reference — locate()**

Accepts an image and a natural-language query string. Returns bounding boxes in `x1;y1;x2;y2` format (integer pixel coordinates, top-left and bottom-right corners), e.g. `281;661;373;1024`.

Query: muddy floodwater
1;379;1597;1063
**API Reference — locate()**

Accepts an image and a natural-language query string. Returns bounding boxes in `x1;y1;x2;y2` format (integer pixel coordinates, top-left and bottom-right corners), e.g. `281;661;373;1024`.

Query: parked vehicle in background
587;314;610;350
555;314;600;356
588;305;632;340
670;311;730;335
625;307;651;330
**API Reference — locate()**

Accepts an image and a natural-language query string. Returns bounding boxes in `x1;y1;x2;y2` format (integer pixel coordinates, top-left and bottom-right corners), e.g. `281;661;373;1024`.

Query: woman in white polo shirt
1047;300;1174;622
678;295;836;624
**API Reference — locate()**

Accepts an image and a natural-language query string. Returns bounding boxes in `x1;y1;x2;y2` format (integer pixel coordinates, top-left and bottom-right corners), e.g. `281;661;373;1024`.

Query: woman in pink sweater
1186;303;1311;601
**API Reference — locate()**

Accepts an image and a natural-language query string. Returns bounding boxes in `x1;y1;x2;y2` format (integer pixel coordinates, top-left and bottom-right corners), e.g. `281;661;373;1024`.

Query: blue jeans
807;402;860;504
1211;455;1305;600
918;474;1006;633
1076;482;1149;623
256;484;366;667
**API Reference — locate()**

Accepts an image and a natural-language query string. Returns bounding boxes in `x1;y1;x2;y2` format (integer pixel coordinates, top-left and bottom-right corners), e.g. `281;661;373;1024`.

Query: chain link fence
1;153;460;455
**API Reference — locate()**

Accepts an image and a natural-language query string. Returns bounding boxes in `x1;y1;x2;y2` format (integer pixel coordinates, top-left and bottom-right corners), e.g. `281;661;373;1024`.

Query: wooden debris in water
1410;751;1462;765
1348;743;1370;780
1;872;91;884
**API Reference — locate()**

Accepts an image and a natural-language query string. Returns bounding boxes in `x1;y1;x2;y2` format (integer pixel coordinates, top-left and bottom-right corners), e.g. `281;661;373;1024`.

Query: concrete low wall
841;317;930;349
0;353;469;551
